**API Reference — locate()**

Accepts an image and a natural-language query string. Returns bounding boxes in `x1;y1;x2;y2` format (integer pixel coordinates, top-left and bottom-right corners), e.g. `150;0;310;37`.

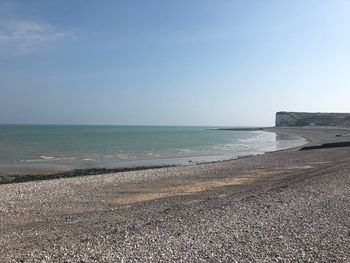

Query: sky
0;0;349;126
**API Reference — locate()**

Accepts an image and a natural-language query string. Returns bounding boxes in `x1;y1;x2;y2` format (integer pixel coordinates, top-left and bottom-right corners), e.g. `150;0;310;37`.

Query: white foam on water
1;126;307;171
40;155;54;160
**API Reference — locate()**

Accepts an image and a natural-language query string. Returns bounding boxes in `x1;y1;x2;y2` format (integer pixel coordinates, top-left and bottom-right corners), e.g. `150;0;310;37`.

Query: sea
0;125;306;174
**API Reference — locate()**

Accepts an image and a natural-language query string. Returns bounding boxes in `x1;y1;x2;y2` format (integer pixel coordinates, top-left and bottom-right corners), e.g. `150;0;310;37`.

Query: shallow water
0;125;306;173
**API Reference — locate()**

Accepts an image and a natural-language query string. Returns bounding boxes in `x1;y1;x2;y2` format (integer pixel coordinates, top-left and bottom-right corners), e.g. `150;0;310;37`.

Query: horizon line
0;123;266;128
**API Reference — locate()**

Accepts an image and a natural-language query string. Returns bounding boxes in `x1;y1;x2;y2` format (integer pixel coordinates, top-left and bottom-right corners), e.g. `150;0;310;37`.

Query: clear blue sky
1;0;349;126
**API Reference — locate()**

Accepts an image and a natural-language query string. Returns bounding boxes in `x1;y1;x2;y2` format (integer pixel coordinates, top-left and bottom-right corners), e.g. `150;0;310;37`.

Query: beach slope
0;127;350;262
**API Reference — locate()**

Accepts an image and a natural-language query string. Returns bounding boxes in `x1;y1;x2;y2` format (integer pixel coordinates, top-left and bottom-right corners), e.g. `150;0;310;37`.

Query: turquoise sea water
0;125;305;171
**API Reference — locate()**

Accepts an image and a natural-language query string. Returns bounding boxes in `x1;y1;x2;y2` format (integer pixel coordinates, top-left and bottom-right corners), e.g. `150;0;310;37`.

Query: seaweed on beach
0;165;177;185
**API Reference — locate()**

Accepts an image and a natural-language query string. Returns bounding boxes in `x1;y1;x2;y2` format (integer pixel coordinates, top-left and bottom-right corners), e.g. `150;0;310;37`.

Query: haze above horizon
1;0;349;126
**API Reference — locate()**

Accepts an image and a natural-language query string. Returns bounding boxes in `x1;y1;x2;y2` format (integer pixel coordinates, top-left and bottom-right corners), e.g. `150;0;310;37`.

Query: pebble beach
1;127;350;262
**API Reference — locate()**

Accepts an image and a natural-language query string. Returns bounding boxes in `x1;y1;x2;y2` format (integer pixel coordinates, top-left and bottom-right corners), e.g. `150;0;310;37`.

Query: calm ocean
0;125;305;172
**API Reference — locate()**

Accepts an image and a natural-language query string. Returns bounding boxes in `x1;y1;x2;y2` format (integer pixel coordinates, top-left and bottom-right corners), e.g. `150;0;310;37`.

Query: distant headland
275;112;350;127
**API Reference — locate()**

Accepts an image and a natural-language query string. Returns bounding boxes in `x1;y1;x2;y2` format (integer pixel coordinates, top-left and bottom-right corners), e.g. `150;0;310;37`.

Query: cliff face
275;112;350;127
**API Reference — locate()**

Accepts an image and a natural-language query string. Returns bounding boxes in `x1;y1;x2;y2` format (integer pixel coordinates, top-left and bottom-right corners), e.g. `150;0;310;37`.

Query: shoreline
1;126;350;262
3;125;350;186
0;128;307;185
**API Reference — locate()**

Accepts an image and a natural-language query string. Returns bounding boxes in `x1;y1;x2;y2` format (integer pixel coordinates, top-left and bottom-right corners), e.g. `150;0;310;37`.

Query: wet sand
0;127;350;262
